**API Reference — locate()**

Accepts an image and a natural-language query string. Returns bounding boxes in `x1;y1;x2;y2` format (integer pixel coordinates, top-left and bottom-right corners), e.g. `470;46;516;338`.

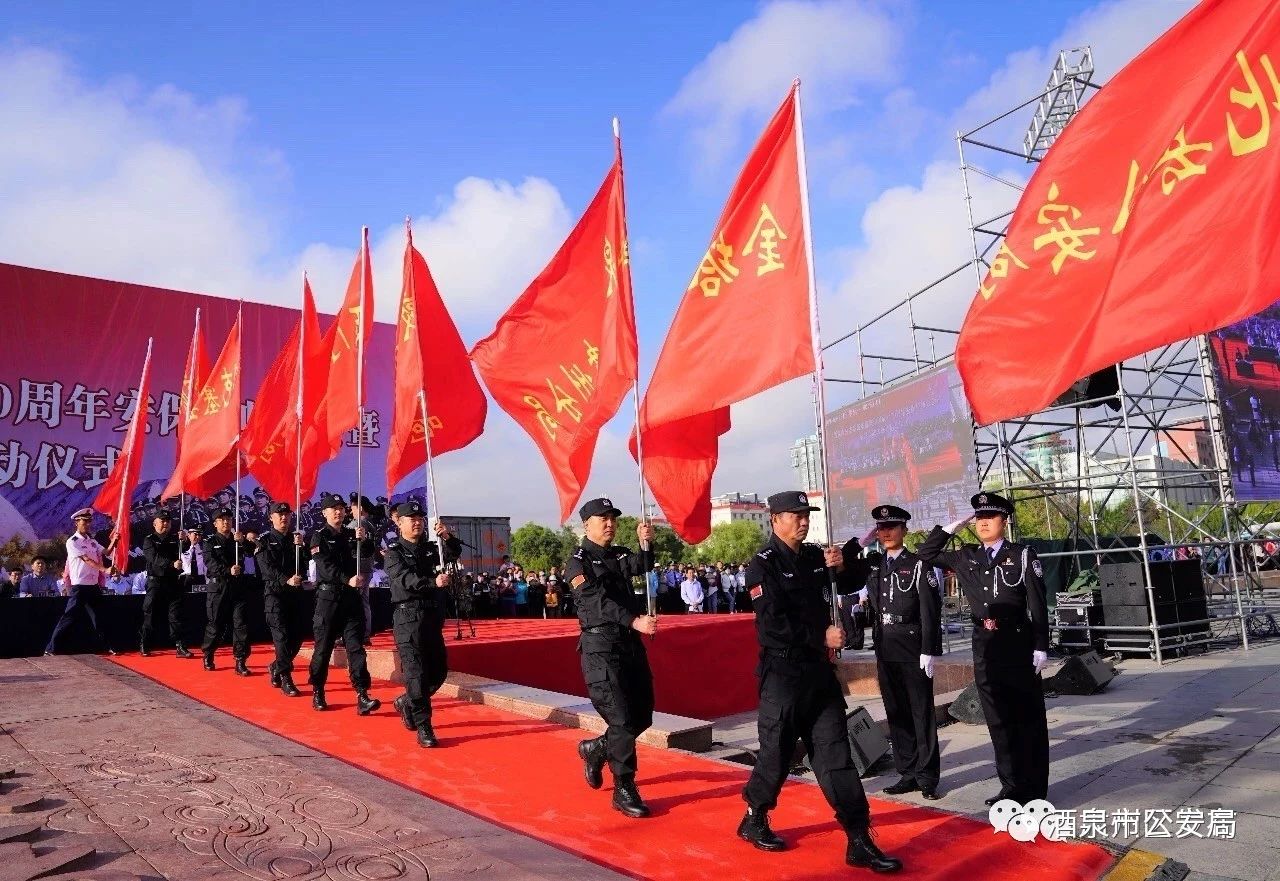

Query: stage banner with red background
0;262;402;560
823;364;979;541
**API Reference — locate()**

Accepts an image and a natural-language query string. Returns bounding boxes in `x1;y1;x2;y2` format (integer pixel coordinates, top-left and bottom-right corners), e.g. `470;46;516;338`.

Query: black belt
583;624;619;635
880;613;918;625
764;647;827;663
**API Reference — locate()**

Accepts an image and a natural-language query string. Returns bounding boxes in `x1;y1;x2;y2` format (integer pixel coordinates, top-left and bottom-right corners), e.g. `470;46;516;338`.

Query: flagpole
406;219;449;571
614;117;655;620
179;309;201;539
793;80;842;655
234;301;244;546
295;275;307;576
116;337;153;570
355;227;369;579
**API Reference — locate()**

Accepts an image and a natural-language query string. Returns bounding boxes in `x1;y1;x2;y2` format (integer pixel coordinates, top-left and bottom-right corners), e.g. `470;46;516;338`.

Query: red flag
162;313;242;500
175;310;210;471
244;278;326;501
632;85;814;543
313;229;374;458
93;339;154;571
386;223;487;495
471;143;637;521
957;0;1280;425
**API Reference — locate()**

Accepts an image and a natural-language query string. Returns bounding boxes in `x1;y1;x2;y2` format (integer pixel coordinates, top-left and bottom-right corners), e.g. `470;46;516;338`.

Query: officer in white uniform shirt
45;508;118;655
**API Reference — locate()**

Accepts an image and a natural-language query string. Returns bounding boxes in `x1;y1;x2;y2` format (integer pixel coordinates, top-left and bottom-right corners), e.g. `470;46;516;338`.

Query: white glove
944;514;974;534
860;526;878;547
919;655;936;679
1032;650;1048;674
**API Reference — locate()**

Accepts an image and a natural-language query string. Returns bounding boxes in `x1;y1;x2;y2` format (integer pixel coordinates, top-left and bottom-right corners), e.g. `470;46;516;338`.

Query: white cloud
663;0;902;166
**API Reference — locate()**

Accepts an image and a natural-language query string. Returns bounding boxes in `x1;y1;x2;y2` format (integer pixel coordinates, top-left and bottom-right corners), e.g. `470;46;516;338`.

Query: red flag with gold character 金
162;315;242;501
470;149;637;522
244;278;326;501
386;226;487;495
93;340;153;571
957;0;1280;425
632;85;813;543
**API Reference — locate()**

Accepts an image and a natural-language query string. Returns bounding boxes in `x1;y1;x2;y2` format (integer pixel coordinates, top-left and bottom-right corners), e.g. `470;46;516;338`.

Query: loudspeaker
845;706;891;775
1051;650;1116;694
948;684;985;725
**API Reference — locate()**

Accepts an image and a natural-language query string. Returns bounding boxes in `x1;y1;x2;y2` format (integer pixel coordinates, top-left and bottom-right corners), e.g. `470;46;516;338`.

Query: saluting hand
824;626;844;650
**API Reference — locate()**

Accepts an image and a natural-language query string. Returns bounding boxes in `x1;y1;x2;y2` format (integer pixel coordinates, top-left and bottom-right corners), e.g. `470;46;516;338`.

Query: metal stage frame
821;49;1280;664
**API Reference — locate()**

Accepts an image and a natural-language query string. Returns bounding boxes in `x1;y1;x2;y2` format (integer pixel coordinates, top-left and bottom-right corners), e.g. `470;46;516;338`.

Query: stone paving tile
1184;783;1280;818
1206;766;1280;793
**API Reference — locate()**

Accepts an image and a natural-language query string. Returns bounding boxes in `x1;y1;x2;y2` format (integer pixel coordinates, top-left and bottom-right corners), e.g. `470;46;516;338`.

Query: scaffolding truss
822;47;1280;664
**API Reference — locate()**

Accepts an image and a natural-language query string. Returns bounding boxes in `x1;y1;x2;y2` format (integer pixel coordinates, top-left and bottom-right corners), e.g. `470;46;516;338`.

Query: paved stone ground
0;654;629;881
713;641;1280;881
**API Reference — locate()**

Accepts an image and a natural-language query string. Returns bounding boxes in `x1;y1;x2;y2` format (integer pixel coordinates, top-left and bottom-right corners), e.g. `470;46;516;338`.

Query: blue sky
0;0;1195;526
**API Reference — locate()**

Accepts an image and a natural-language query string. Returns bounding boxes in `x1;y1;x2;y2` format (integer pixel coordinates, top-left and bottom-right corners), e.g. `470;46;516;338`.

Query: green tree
558;525;581;566
511;522;566;572
692;521;765;565
651;526;686;565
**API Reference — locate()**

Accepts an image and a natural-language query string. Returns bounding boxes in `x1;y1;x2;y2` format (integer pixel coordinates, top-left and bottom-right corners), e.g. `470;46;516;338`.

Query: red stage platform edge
109;653;1115;881
433;615;761;719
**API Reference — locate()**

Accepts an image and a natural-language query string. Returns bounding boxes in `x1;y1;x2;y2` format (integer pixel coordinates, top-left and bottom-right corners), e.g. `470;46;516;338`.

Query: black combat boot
736;806;785;851
846;827;902;873
416;722;439;748
234;658;251;677
611;777;650;818
268;662;282;688
312;687;328;711
393;694;415;731
202;651;215;671
355;690;381;716
139;639;151;657
279;673;301;697
175;644;194;659
882;776;918;795
577;736;607;790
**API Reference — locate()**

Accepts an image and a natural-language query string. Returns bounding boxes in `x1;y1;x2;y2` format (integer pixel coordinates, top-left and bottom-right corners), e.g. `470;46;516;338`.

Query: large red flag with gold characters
471;144;637;522
162;314;242;500
632;84;814;543
244;278;326;502
93;339;153;571
386;224;487;495
175;310;210;474
958;0;1280;425
312;229;374;459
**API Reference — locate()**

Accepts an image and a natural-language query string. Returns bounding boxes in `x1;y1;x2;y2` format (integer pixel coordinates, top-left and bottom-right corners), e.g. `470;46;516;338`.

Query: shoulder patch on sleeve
571;574;586;588
750;585;763;601
1031;559;1043;577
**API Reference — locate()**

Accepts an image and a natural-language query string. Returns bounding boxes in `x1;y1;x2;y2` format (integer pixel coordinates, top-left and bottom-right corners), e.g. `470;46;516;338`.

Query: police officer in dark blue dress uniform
738;491;901;874
843;504;942;799
916;492;1050;806
566;497;657;819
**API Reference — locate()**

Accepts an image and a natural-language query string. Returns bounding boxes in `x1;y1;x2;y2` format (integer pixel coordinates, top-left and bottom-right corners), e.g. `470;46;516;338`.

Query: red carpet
109;652;1115;881
1212;335;1280;391
422;615;761;719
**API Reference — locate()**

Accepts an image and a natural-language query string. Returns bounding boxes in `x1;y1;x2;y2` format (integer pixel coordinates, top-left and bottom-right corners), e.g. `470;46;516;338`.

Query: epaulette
613;546;631;559
572;547;585;560
756;547;774;560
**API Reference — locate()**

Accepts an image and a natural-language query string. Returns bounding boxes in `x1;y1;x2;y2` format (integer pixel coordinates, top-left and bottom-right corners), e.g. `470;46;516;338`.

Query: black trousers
45;584;110;653
309;585;371;690
744;656;871;832
139;578;186;648
973;632;1049;801
393;603;448;727
202;579;250;659
264;588;305;675
877;658;939;788
580;633;654;779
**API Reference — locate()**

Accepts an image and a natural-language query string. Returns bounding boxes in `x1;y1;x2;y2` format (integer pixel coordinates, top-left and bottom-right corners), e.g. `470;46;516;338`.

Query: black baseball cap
321;494;347;511
154;510;173;522
767;491;820;514
396;500;425;518
871;504;911;525
270;502;292;515
213;508;233;520
579;497;622;521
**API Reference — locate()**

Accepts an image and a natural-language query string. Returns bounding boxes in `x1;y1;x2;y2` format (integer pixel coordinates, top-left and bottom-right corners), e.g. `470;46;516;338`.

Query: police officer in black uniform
567;497;656;819
384;500;463;748
140;510;192;658
916;492;1049;805
738;491;901;874
309;493;381;716
201;509;253;674
256;501;307;697
844;504;943;799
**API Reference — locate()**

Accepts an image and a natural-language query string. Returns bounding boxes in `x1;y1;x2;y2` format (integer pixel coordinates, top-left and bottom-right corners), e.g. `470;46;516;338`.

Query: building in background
790;435;822;493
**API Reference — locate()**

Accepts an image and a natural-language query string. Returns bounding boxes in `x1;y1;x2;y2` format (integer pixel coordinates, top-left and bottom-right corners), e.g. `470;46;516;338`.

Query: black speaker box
845;706;890;775
1100;560;1206;606
1051;650;1116;694
948;683;985;725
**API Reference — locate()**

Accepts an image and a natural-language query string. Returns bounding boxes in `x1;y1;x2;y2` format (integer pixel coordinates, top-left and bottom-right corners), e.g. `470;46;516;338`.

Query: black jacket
916;525;1049;656
383;534;462;608
142;530;181;582
310;524;356;586
843;541;942;661
202;531;242;583
256;528;306;591
566;539;652;635
744;534;858;657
